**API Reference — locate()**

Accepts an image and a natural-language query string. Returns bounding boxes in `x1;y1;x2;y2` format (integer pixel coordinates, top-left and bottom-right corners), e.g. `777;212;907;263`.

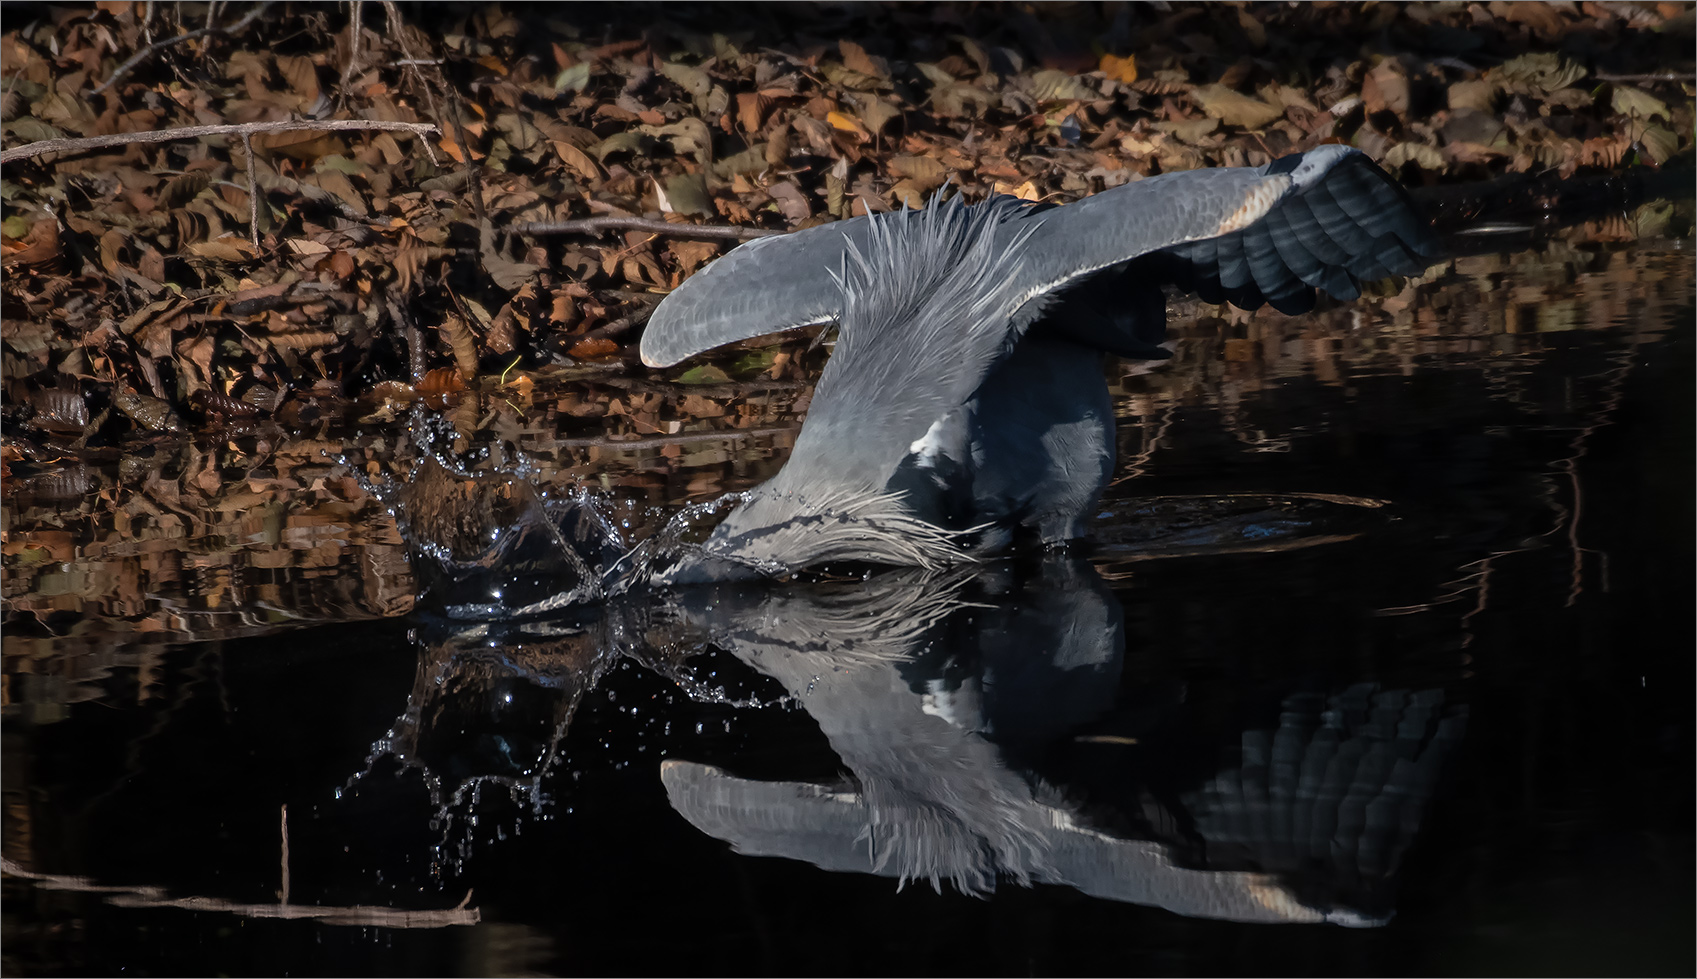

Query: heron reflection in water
642;145;1439;582
658;558;1466;925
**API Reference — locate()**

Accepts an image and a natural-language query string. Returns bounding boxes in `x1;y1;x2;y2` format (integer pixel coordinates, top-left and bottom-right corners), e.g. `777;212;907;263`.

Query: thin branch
342;0;365;95
383;1;450;157
1;119;441;165
515;217;781;241
93;1;276;95
548;425;799;450
1594;72;1696;82
3;857;477;929
243;132;260;248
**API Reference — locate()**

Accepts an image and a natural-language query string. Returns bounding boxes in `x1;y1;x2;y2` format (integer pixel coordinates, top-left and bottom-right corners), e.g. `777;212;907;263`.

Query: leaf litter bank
1;2;1691;467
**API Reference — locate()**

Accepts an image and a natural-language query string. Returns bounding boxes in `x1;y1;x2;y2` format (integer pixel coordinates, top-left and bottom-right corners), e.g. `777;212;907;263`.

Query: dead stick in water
1;119;442;165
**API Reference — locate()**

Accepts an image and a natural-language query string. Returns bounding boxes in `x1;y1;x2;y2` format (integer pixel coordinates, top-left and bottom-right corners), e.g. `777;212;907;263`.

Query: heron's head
654;486;980;585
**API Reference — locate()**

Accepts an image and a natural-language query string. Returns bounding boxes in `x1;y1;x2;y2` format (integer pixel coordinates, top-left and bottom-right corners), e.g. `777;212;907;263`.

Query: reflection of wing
661;760;1339;924
1176;686;1468;922
640;146;1438;368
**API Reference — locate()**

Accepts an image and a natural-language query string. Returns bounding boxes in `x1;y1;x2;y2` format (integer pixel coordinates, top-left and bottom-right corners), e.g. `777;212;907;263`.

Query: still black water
3;232;1692;975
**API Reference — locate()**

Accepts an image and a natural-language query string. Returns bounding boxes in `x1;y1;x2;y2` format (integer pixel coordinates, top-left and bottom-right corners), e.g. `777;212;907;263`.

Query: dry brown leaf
417;366;467;395
677;393;727;418
1383;141;1445;171
767;182;812;224
569;337;619;359
190;237;260;262
1190;84;1283;129
1;218;61;268
1361;61;1411;117
888;155;948;192
1448;80;1498;114
437;314;479;378
1613;86;1672;121
840;40;889;79
667;239;720;273
737;91;770;133
857;97;902;135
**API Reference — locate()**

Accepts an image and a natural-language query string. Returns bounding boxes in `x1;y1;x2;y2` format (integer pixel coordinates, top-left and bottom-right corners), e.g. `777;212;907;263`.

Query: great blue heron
641;146;1440;581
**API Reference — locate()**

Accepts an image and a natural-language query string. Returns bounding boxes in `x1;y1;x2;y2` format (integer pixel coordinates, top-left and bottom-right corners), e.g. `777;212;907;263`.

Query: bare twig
1595;72;1696;82
581;308;651;342
3;858;477;929
243;133;260;248
383;2;450;154
386;296;427;384
279;804;290;906
342;0;365;94
1;119;441;165
93;1;276;95
548;425;799;450
515;217;781;241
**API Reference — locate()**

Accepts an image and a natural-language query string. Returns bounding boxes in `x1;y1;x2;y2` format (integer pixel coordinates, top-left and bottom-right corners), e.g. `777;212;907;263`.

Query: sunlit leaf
1191;84;1284;128
676;365;732;384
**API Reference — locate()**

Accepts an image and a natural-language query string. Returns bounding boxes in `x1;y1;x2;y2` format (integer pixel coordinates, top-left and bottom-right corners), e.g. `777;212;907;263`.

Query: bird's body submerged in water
641;146;1440;582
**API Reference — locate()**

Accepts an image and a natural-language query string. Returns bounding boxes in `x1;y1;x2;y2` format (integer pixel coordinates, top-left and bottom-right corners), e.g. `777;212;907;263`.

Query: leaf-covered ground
2;1;1693;448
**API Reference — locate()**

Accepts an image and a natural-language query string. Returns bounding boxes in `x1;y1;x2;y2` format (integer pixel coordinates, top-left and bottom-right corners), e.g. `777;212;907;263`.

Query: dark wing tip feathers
1149;149;1436;316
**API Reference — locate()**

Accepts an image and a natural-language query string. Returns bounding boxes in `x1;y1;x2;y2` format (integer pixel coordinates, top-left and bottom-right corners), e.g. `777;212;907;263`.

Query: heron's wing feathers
641;147;1433;368
639;218;881;368
1151;148;1438;314
1026;146;1438;327
640;165;1282;369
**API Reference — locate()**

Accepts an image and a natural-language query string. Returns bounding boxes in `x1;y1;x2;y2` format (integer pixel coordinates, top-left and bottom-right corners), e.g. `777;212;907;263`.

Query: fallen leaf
827;110;871;139
1383;141;1445;170
417;367;467;395
857;97;902;134
1613;86;1672;121
1190;84;1284;128
676;365;731;384
767;181;812;224
1028;69;1097;102
1448;80;1498;113
889;154;949;191
553;140;602;182
1100;53;1138;85
663;173;714;217
1634;123;1679;164
1493;52;1587;92
285;238;331;258
569;336;618;359
839;40;889;79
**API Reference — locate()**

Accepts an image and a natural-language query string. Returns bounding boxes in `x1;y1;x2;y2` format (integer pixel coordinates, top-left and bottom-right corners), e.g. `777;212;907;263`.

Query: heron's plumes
857;769;1057;897
700;486;985;575
809;195;1043;450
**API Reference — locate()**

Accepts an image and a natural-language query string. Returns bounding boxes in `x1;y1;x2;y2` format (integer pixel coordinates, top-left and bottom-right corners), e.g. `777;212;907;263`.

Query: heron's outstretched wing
639;218;879;368
639;146;1436;368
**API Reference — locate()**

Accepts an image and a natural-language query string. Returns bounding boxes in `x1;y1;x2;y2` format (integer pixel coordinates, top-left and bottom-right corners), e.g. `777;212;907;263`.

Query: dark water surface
4;228;1693;976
